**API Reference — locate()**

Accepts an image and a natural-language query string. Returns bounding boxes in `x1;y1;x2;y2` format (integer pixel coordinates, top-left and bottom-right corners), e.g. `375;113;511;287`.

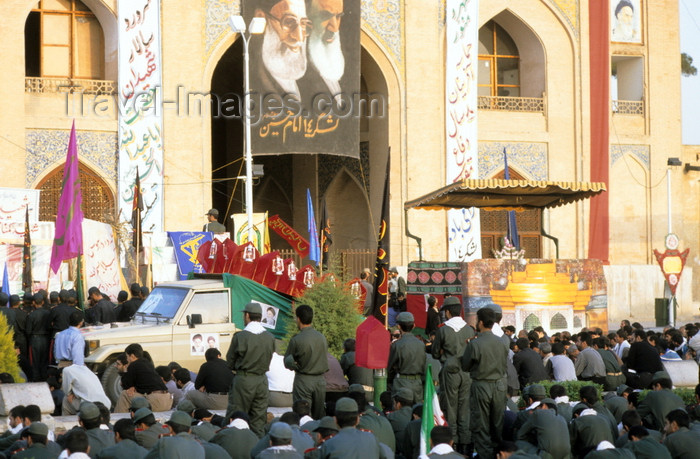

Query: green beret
442;297;460;306
348;384;366;394
525;384;546;398
651;370;672;384
176;399;196;413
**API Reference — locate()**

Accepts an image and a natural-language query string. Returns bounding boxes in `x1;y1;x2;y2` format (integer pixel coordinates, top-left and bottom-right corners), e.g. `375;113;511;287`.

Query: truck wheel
101;363;123;407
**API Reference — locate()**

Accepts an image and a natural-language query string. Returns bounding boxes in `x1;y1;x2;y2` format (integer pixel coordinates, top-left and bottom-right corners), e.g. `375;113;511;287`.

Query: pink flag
50;121;84;273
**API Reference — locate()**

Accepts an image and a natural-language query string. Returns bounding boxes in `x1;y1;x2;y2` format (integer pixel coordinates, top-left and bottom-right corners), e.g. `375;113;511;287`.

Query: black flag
22;207;32;292
372;152;391;324
132;167;143;250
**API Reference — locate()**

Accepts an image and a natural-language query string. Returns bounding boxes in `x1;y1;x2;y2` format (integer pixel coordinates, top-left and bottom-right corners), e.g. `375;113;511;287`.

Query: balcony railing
612;99;644;115
25;77;116;96
478;95;546;113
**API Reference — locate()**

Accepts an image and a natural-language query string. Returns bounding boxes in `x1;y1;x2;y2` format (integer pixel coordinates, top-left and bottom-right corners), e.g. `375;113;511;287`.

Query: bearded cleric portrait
243;0;361;157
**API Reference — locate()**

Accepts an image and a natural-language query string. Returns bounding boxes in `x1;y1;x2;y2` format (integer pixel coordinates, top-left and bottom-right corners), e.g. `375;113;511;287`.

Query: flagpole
135;210;140;285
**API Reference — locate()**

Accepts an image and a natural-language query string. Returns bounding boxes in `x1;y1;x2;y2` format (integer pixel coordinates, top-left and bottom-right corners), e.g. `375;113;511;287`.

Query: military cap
483;302;502;313
348;384;366;394
133;407;153;424
616;384;631;396
442;297;460;306
206;208;219;217
130;397;150;411
169;411;192;428
27;422;49;436
389;267;398;274
243;302;262;315
396;312;414;323
540;398;557;411
313;416;339;432
395;387;414;404
335;397;359;413
176;399;196;414
524;384;546;398
651;370;672;384
269;422;293;440
79;402;100;420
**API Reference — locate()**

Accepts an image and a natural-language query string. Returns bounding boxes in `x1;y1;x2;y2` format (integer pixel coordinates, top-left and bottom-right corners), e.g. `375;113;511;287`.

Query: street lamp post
229;15;266;243
666;157;682;326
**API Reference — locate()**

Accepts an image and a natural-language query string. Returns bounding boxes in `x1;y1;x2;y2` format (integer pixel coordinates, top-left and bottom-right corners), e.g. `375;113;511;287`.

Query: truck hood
82;322;173;341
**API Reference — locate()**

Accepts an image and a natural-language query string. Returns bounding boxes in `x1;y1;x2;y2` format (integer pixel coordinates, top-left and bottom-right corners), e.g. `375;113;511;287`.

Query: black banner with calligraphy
243;0;360;157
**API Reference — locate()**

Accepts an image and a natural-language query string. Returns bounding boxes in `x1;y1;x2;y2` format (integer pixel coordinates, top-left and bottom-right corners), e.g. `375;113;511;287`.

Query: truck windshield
137;287;188;319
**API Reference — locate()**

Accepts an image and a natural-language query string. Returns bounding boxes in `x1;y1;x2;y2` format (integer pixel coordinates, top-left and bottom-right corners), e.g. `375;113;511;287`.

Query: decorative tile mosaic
204;0;404;75
360;0;404;74
478;142;548;180
26;129;118;187
611;144;650;169
550;0;579;38
204;0;241;61
319;141;370;198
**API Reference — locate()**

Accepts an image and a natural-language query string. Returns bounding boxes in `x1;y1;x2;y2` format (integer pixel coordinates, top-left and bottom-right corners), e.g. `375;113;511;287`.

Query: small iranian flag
420;364;446;457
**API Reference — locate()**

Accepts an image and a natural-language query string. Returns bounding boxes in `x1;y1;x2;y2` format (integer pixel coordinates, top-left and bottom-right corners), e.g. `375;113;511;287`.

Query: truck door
172;289;236;370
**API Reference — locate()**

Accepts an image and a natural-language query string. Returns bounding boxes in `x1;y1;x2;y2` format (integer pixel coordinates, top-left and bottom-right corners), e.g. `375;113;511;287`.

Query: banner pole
373;368;387;408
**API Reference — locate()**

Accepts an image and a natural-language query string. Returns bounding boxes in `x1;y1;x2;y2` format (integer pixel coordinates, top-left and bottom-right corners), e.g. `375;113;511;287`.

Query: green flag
223;274;293;339
420;364;446;456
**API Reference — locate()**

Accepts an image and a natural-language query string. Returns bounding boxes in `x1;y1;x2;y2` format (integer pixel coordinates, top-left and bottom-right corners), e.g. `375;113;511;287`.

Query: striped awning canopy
404;179;607;211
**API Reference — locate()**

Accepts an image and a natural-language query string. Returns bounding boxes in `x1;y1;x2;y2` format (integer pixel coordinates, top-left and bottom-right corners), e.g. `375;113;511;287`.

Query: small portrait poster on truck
190;333;221;355
260;304;279;329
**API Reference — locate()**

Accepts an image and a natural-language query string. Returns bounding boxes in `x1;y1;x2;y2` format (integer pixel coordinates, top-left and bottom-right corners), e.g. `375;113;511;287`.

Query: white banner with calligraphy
118;0;164;233
82;219;122;302
446;0;481;261
0;188;40;237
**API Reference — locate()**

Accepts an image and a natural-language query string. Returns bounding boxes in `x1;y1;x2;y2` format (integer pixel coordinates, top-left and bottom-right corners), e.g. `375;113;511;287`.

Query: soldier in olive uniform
133;408;169;449
78;402;115;457
386;387;414;452
226;302;275;437
637;371;685;431
144;411;205;459
515;398;571;459
624;425;671;459
318;398;387;458
461;307;508;459
209;411;259;459
13;423;58;459
388;312;426;404
426;425;465;459
663;409;700;458
257;422;303;459
284;304;329;420
96;418;149;459
569;404;615;457
432;297;474;451
348;386;395;452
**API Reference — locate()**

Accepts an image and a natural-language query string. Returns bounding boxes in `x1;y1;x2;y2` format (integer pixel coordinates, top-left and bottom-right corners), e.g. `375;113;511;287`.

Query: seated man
114;343;170;413
187;348;232;411
637;371;684;431
61;363;112;415
664;409;700;458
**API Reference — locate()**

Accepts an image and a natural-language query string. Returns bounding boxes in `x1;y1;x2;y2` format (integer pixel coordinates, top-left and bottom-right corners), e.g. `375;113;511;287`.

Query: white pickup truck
83;277;239;404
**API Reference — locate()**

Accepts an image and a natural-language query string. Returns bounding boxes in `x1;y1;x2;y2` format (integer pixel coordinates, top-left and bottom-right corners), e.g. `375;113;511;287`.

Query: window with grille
25;0;105;79
478;21;520;97
550;313;568;330
523;313;541;331
37;163;114;223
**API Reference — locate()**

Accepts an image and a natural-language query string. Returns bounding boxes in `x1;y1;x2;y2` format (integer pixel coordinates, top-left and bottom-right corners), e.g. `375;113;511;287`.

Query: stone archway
208;35;394;253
